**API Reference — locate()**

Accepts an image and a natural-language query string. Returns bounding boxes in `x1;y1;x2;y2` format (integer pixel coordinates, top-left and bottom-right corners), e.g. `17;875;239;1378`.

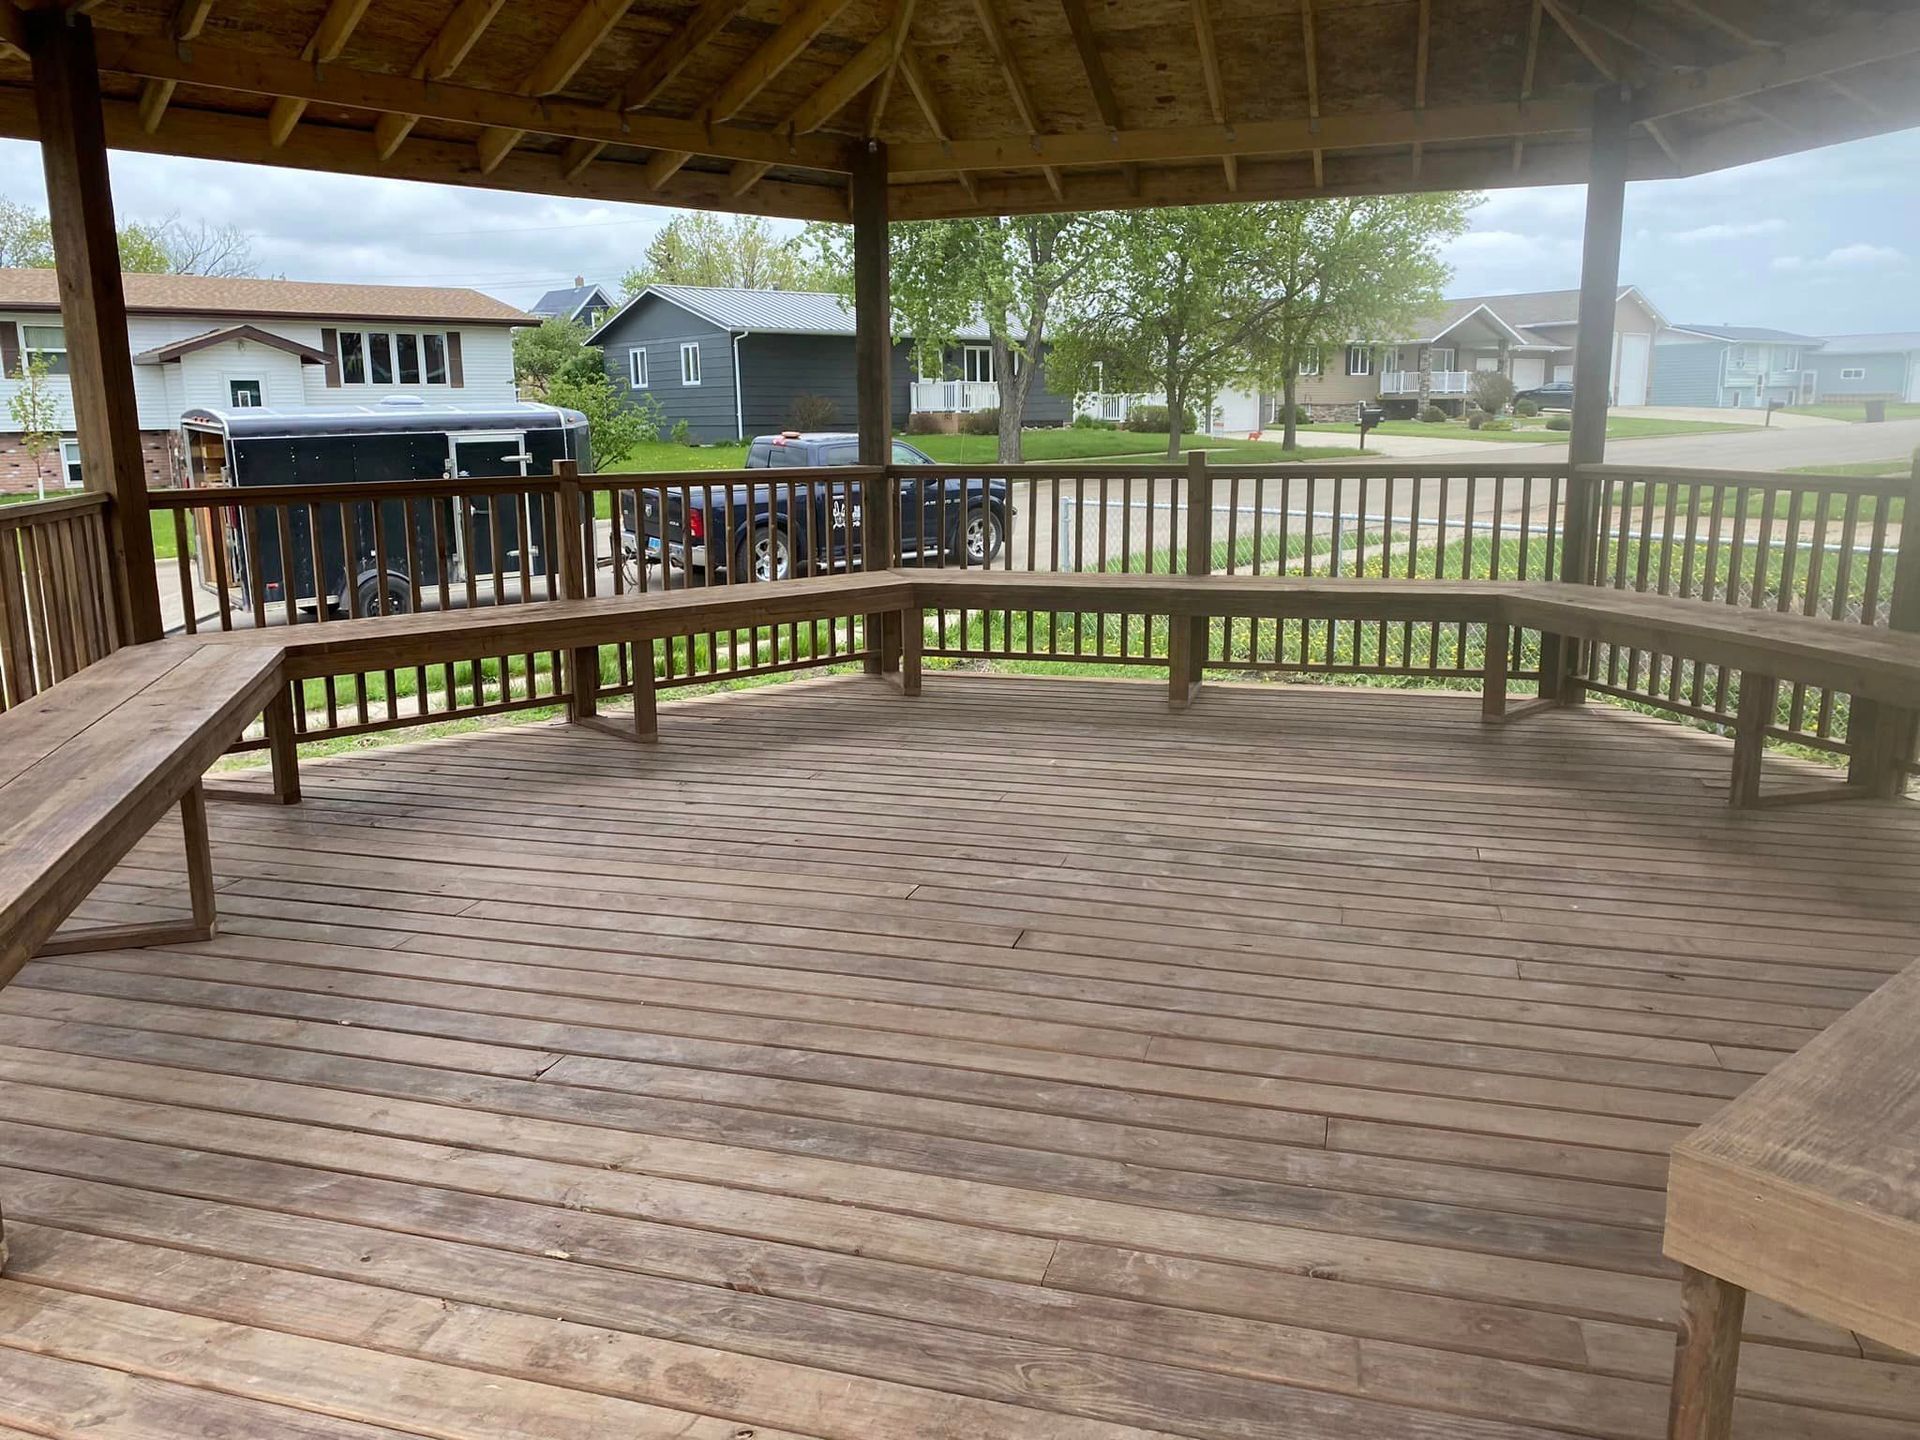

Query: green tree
7;351;62;500
512;316;651;464
806;214;1103;463
1239;195;1474;448
0;197;53;268
621;214;842;296
513;316;603;397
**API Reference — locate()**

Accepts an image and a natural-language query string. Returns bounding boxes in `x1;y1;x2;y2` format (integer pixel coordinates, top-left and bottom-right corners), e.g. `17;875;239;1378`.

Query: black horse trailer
178;398;590;616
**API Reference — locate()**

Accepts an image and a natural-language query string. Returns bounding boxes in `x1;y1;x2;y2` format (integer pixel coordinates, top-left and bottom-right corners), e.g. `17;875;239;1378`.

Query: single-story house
1281;285;1665;422
588;284;1076;442
528;279;616;330
0;268;530;494
1651;327;1920;408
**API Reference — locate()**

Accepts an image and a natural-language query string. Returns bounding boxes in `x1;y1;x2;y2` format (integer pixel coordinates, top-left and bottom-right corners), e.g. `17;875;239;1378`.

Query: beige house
1281;286;1667;421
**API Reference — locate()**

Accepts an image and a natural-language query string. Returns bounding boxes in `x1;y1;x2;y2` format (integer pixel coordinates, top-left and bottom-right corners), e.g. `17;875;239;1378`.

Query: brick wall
0;430;177;495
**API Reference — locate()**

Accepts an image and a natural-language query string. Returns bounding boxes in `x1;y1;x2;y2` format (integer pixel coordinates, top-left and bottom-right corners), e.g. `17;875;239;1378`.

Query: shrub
1545;414;1572;432
1418;405;1448;424
1267;403;1303;428
1514;398;1540;417
1466;411;1486;431
786;392;839;430
1469;371;1516;415
1480;417;1514;432
1123;403;1199;433
670;418;691;446
959;406;1000;435
905;411;942;435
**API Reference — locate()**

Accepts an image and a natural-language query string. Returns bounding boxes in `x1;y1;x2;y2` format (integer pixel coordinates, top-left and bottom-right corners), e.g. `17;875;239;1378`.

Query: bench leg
1848;699;1917;799
633;636;659;741
35;781;218;960
899;606;922;696
1729;675;1777;809
1482;623;1510;721
181;780;217;937
265;684;301;805
864;610;901;676
567;643;600;723
1168;615;1205;711
1667;1267;1745;1440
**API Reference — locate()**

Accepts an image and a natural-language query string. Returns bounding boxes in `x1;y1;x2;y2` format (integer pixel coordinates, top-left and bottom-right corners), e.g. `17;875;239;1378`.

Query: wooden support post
1482;621;1510;720
28;9;163;644
852;140;899;676
1176;448;1212;707
264;683;301;804
180;779;216;937
554;460;598;721
900;605;922;695
1666;1266;1745;1440
632;634;658;741
1542;83;1630;705
1849;455;1920;796
1729;673;1776;808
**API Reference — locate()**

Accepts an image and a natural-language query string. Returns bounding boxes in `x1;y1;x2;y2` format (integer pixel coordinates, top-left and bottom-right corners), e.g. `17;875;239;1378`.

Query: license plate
646;536;663;553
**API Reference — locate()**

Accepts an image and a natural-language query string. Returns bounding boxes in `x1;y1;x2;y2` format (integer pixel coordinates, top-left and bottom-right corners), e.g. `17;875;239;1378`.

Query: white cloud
1671;219;1787;244
1771;243;1905;274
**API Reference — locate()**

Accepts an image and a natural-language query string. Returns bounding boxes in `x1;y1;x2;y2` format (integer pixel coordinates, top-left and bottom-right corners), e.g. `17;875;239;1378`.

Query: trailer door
448;432;533;590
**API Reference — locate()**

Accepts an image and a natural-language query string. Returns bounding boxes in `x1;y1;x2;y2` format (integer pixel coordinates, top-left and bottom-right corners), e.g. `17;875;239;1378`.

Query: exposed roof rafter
267;0;373;147
476;0;637;174
374;0;507;160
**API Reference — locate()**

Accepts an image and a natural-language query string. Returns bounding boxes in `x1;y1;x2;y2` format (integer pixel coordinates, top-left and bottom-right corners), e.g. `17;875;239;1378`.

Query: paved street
1354;415;1920;471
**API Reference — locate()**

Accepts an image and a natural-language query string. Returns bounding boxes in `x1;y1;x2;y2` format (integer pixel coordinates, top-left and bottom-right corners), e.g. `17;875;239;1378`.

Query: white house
0;269;530;494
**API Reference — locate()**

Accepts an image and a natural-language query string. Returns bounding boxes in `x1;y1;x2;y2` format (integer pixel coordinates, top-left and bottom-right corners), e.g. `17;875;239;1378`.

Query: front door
448;432;533;581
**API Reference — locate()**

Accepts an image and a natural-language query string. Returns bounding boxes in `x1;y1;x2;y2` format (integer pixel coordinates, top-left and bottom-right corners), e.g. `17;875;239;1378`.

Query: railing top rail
1577;462;1916;496
1208;460;1574;479
889;461;1189;478
0;491;110;528
149;475;564;508
583;465;884;487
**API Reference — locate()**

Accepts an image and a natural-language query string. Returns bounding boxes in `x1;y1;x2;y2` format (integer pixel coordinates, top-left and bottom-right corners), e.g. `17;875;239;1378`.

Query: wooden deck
4;673;1919;1439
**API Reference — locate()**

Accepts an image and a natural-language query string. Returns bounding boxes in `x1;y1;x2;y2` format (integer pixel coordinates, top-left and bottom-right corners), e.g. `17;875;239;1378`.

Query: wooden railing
0;492;121;714
145;466;885;749
1579;462;1920;764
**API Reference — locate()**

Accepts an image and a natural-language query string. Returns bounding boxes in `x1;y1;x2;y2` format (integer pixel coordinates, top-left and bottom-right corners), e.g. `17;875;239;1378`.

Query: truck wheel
735;524;793;583
355;573;413;617
955;505;1003;565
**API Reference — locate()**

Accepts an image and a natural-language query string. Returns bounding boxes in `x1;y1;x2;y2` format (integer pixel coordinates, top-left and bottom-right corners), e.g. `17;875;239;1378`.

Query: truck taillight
685;506;705;541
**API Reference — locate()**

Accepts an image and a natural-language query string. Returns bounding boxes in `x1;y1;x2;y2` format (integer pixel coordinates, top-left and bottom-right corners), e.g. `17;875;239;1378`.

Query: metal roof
1818;333;1920;354
591;285;991;343
1667;323;1818;343
179;398;586;440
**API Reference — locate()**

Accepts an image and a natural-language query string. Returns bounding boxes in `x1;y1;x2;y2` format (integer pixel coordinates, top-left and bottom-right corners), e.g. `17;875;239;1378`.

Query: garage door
1615;333;1652;407
1908;357;1920;404
1511;357;1547;390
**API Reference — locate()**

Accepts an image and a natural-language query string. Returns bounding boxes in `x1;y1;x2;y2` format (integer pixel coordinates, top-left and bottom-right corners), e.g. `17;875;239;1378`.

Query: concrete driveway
1485;416;1920;472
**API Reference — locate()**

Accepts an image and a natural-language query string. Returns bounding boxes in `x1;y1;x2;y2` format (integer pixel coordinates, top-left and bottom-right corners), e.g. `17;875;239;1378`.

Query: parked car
622;432;1013;583
1514;380;1575;411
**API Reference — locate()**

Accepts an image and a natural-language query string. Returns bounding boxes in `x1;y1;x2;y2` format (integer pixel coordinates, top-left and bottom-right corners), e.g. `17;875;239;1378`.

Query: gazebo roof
0;0;1913;222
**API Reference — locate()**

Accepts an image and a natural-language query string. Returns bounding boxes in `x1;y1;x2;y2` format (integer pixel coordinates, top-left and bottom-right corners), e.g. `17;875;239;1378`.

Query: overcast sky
0;125;1913;336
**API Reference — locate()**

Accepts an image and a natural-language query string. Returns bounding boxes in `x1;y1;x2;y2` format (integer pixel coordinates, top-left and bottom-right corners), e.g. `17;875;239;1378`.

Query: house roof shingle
1817;332;1920;354
529;283;610;321
0;269;531;325
1668;322;1818;343
594;284;992;342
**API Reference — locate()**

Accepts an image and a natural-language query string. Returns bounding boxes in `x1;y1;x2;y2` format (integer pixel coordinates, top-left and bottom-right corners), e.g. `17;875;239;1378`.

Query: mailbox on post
1358;404;1386;452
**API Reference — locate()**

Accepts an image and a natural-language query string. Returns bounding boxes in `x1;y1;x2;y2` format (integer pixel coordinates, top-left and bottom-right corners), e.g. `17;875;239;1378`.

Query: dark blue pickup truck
622;432;1012;582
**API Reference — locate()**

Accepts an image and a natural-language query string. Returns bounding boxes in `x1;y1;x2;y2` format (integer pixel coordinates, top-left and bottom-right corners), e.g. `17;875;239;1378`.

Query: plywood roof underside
0;0;1915;222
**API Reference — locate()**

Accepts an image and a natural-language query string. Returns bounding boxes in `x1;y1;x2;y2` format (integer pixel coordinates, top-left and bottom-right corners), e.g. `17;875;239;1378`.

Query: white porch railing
1379;370;1475;396
910;379;1001;413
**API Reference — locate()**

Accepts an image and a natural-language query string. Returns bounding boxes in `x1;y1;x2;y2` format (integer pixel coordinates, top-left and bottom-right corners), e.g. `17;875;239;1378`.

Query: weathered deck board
4;673;1919;1439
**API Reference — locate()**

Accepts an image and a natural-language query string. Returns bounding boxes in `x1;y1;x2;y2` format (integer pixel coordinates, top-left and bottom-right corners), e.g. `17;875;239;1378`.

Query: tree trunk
1282;371;1299;451
1165;383;1184;460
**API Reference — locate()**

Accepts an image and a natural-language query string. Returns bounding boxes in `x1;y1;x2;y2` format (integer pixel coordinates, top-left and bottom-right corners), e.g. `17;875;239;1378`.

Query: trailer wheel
355;573;413;617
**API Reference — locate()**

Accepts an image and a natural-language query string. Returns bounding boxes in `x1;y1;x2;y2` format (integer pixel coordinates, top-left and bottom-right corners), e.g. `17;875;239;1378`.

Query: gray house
587;284;1075;443
1653;325;1920;408
529;279;616;329
1810;333;1920;405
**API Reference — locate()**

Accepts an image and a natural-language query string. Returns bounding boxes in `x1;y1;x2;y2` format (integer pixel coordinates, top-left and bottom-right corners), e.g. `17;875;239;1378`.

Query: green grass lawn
603;430;1363;471
1298;415;1759;444
1784;402;1920;423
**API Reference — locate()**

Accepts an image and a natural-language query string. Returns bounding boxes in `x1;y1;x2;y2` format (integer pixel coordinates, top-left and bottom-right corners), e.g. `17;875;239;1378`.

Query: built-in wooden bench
1661;954;1920;1440
903;571;1920;805
0;638;282;987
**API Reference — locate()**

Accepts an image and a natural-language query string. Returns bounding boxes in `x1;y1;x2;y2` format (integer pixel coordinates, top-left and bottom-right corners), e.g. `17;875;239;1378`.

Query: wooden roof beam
135;0;213;134
87;26;855;172
887;90;1592;178
1636;8;1920;121
1656;0;1889;120
1057;0;1136;193
476;0;637;174
559;0;751;181
1410;0;1429;178
733;25;908;199
970;0;1061;199
896;40;975;200
375;0;507;160
267;0;372;147
1512;0;1543;173
864;0;920;138
1189;0;1233;191
1299;0;1322;187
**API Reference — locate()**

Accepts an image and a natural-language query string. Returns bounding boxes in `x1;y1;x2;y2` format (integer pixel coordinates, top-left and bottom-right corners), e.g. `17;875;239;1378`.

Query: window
1298;347;1320;377
891;441;926;465
1346;345;1374;377
1841;366;1867;380
680;341;702;386
334;329;452;386
60;437;82;489
229;379;263;407
23;324;68;376
823;443;859;466
963;345;995;383
629;348;649;387
1431;348;1455;372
